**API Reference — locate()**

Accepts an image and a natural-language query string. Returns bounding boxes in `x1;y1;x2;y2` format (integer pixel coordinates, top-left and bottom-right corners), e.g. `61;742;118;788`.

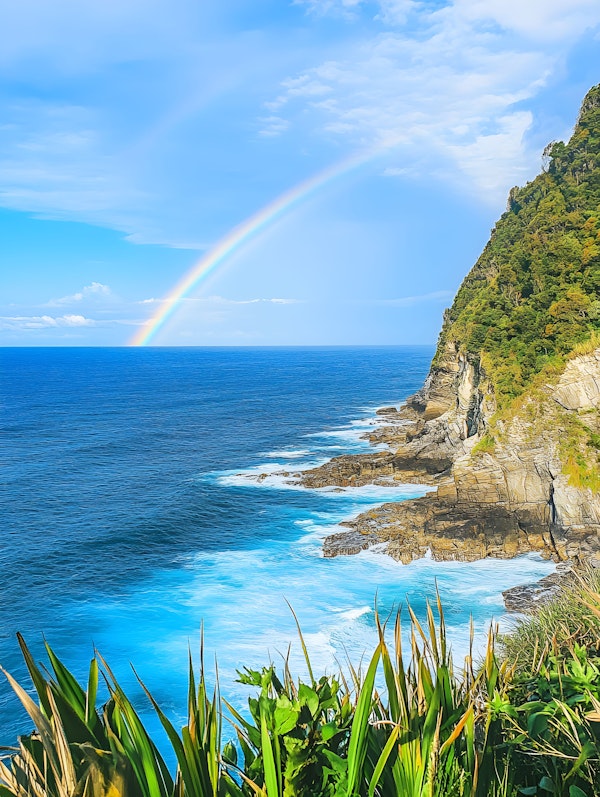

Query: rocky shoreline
295;346;600;612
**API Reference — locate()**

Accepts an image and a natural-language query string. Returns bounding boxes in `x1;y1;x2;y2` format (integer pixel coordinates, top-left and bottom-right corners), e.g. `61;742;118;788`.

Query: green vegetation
472;433;496;456
435;85;600;409
2;583;600;796
501;569;600;677
546;402;600;493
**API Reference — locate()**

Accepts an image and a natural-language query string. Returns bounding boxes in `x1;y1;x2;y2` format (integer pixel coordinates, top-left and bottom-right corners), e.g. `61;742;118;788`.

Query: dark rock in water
502;563;574;613
300;451;442;489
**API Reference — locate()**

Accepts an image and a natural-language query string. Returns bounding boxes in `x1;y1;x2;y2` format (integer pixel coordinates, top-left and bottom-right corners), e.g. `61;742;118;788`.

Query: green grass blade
44;641;87;719
368;724;400;797
347;643;381;797
85;658;99;728
285;600;315;687
260;712;280;797
15;633;53;718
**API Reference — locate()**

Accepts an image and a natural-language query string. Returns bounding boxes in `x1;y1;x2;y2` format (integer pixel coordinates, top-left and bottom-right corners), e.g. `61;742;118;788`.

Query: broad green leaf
274;702;300;735
538;775;555;792
322;721;339;741
298;684;319;719
569;787;589;797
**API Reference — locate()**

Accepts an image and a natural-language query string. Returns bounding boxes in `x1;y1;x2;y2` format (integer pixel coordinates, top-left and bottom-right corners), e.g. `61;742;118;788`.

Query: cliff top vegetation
435;84;600;408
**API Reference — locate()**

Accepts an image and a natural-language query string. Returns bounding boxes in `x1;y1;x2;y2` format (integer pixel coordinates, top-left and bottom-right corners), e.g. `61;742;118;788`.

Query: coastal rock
300;451;444;488
324;494;552;564
308;343;600;582
323;527;379;557
552;350;600;411
502;563;575;613
307;86;600;606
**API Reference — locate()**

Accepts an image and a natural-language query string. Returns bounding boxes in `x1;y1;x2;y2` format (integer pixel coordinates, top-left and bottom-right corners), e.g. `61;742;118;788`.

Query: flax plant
0;633;172;797
223;598;509;797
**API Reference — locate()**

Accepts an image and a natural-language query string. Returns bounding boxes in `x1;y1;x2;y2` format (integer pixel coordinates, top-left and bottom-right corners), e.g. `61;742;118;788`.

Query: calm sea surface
0;347;553;745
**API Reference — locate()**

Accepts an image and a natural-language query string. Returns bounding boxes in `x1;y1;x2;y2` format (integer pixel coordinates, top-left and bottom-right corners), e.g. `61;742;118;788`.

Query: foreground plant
1;581;599;797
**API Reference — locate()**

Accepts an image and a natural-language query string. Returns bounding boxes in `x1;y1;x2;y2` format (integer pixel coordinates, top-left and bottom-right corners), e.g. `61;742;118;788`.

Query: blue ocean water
0;346;553;746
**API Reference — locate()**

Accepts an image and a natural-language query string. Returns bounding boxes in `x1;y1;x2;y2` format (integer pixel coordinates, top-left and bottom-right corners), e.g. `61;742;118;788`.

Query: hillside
437;83;600;406
303;85;600;571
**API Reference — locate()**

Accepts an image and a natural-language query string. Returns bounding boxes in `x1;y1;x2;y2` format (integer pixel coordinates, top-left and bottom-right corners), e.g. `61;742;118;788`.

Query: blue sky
1;0;599;346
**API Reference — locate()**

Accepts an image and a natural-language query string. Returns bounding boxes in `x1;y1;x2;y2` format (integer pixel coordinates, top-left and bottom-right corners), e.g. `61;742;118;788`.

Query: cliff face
305;85;600;569
385;342;600;564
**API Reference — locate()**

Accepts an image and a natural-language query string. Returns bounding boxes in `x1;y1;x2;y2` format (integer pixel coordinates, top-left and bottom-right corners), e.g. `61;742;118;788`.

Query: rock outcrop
502;562;575;613
303;342;600;571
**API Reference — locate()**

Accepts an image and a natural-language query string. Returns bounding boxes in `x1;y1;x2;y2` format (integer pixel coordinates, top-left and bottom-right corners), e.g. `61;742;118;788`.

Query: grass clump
472;433;496;456
500;568;600;677
570;330;600;358
559;413;600;493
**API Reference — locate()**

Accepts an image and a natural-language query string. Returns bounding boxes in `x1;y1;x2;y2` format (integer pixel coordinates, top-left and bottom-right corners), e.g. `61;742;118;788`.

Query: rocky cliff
305;343;600;566
303;85;600;572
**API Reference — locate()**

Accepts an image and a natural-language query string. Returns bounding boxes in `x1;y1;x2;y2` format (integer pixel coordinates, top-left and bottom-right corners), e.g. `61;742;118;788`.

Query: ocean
0;346;554;746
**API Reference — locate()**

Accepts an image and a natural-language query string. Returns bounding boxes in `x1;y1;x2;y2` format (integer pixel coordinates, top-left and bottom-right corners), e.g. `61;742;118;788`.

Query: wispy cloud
296;0;366;22
377;290;455;307
297;0;417;25
258;116;291;137
0;0;598;251
271;0;600;201
49;282;111;306
137;295;300;306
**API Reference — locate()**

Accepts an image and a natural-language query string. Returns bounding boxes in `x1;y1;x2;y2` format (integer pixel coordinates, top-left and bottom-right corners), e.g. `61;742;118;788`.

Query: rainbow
130;146;385;346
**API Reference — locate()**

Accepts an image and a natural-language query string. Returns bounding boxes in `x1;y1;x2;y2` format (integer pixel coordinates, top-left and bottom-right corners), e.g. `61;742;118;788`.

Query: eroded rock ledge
322;495;554;563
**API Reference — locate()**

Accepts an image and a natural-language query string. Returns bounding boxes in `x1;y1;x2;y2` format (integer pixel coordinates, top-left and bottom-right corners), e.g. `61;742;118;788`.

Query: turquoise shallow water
0;346;554;745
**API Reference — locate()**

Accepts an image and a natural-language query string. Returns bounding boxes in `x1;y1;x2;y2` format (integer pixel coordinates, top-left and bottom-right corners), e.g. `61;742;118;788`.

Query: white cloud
299;0;600;39
49;282;111;306
375;1;419;26
0;0;598;249
299;0;418;26
137;295;299;306
258;115;291;137
452;0;600;43
275;0;600;203
296;0;365;21
209;296;300;305
0;314;95;329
